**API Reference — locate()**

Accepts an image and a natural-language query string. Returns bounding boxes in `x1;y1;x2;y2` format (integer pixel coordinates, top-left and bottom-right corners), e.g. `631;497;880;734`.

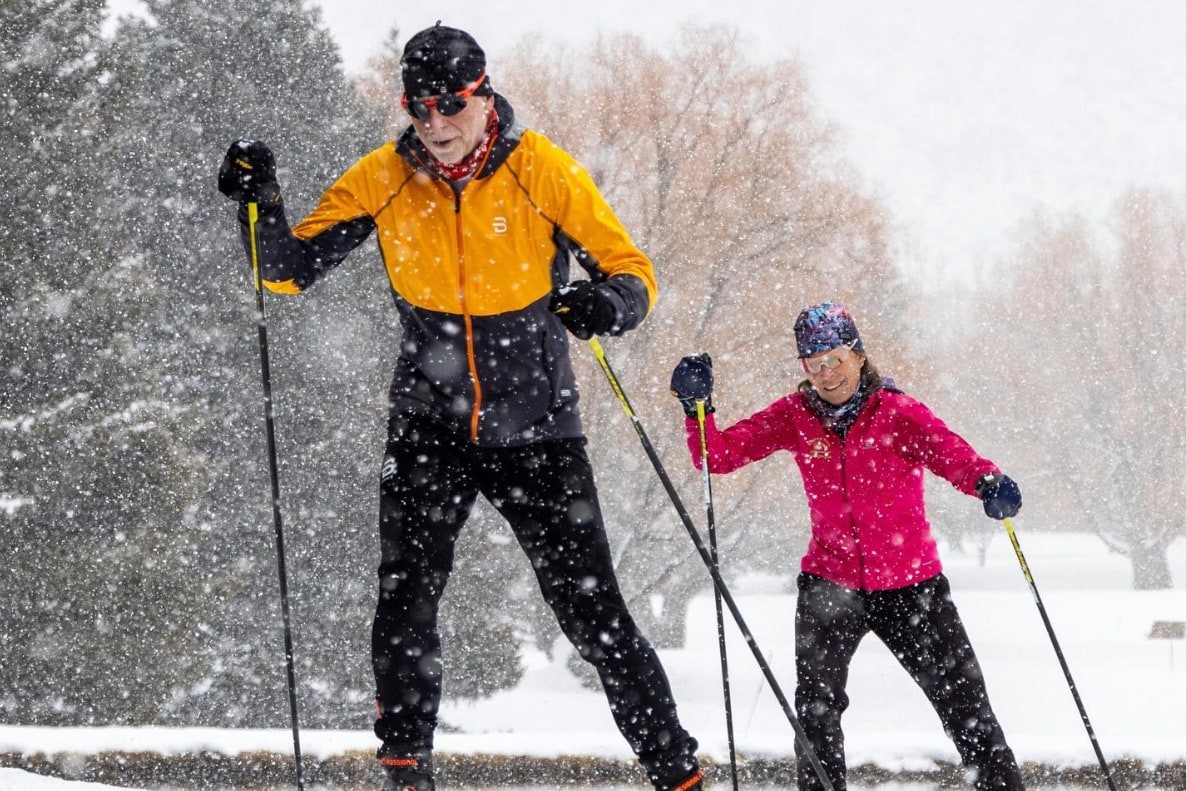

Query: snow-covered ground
2;532;1184;790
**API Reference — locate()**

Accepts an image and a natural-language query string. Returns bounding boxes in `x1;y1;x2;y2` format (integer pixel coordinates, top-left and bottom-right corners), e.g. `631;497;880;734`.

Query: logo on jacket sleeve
492;216;508;234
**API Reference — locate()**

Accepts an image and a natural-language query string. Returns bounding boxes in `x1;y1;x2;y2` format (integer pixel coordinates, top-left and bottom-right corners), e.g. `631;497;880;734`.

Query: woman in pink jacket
670;302;1024;791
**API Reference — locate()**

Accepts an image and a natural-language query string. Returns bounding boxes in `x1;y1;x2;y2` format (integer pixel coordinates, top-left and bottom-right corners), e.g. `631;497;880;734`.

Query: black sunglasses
401;72;487;120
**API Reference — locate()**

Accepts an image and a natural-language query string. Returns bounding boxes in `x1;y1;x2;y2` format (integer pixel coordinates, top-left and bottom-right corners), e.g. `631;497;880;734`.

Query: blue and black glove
670;353;714;419
218;139;281;204
549;280;617;340
976;473;1022;519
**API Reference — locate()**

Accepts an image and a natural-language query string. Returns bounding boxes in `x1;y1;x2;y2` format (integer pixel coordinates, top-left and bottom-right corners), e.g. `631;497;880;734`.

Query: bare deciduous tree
1094;189;1185;587
965;187;1185;589
499;26;909;645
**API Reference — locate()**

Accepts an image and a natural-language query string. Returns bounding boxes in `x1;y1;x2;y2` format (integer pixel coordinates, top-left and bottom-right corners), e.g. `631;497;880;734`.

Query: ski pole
696;401;739;791
588;338;835;791
1003;517;1115;791
246;201;305;791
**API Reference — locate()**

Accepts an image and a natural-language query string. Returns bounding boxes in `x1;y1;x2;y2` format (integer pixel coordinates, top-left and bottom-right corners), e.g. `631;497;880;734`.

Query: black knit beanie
400;22;492;99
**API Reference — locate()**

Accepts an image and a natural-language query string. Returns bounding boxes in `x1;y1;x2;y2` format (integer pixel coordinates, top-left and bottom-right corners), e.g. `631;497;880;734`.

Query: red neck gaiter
425;108;499;181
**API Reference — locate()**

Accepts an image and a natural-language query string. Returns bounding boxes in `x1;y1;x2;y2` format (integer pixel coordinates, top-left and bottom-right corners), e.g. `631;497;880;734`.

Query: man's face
409;93;493;165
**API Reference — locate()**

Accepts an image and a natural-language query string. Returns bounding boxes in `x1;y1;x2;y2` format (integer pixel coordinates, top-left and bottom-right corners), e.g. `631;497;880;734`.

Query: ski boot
379;751;434;791
661;767;705;791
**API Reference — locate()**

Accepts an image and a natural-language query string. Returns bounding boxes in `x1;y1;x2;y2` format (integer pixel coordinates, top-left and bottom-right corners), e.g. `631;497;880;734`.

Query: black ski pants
794;572;1023;791
372;412;699;788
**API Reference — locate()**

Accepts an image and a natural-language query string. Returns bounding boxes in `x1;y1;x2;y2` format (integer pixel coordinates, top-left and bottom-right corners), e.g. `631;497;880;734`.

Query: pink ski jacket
684;387;999;591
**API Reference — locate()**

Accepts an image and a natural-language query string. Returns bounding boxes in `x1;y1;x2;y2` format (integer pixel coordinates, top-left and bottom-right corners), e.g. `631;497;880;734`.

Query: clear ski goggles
401;72;487;120
800;339;859;375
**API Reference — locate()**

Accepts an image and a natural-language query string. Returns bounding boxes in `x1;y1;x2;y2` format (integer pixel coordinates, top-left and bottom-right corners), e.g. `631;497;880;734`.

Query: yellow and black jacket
242;95;656;446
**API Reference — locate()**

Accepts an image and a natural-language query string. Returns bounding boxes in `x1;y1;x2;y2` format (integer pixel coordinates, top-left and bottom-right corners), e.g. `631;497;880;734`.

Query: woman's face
802;343;865;405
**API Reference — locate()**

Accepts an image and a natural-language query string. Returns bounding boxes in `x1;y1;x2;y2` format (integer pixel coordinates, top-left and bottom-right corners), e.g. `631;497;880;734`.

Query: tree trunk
1131;542;1173;590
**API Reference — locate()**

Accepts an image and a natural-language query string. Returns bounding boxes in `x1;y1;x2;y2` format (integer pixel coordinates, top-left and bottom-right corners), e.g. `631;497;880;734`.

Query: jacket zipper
838;433;866;589
453;191;482;443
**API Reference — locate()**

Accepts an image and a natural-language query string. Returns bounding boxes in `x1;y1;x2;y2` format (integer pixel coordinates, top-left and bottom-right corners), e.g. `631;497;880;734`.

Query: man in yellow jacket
218;22;703;791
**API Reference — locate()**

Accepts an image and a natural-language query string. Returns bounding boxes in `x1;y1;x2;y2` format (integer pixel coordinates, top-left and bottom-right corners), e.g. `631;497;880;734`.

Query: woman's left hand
977;473;1022;519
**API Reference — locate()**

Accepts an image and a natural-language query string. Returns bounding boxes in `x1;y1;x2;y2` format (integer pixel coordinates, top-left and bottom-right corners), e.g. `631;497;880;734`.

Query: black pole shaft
247;203;305;791
697;403;740;791
589;339;835;791
1003;519;1116;791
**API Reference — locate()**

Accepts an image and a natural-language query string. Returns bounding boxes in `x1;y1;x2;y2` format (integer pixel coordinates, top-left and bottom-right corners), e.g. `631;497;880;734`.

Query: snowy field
2;532;1183;790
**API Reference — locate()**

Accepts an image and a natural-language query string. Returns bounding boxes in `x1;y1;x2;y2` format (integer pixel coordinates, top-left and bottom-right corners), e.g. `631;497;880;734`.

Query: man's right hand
218;139;281;204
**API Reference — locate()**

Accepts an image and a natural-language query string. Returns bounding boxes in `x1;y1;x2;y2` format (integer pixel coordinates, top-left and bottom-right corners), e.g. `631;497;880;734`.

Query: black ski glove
670;353;714;419
549;280;617;340
218;139;281;204
976;473;1022;519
